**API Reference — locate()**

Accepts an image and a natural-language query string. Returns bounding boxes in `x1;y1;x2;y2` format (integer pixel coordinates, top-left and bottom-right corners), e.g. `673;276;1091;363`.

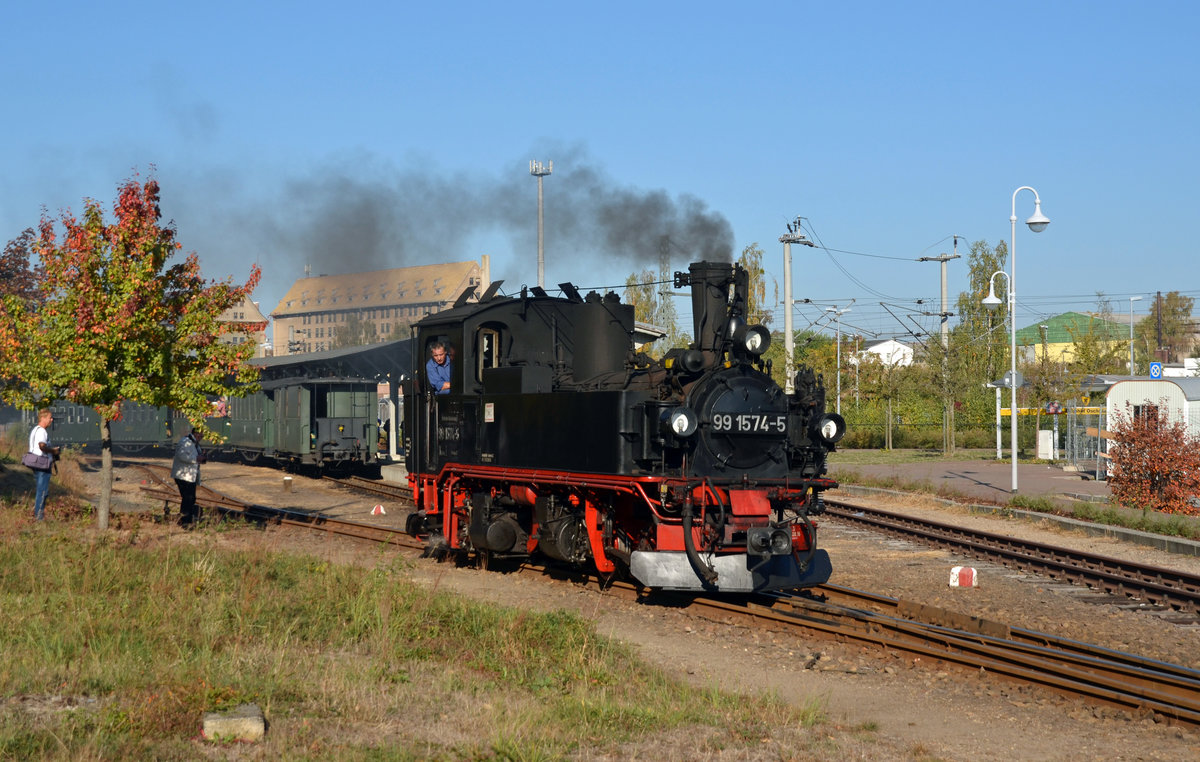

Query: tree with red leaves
1107;400;1200;517
0;228;42;301
0;175;263;529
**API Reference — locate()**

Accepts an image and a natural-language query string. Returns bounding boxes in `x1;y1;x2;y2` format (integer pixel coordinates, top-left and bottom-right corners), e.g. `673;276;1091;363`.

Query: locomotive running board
630;549;832;593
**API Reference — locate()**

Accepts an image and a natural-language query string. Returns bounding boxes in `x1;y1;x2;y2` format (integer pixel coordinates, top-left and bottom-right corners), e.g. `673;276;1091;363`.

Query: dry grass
0;504;900;760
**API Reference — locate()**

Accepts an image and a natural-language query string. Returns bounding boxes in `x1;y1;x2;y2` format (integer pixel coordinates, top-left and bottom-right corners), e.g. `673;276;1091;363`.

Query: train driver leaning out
427;341;452;395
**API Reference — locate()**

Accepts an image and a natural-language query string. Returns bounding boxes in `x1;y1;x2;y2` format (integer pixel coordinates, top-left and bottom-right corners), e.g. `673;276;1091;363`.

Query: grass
0;503;849;760
829;448;1001;466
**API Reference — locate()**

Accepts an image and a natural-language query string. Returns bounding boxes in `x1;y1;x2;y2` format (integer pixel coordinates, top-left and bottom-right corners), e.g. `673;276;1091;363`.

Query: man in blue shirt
426;342;452;394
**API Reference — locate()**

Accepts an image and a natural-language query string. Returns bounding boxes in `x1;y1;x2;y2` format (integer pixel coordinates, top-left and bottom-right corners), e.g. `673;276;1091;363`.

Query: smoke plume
216;147;734;290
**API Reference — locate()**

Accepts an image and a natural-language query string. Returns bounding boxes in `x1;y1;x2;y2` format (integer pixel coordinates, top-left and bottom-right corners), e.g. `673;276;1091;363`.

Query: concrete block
380;463;409;484
201;703;266;742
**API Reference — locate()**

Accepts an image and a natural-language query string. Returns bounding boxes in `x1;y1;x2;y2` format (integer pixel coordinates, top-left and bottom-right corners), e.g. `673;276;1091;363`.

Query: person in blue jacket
426;342;452;395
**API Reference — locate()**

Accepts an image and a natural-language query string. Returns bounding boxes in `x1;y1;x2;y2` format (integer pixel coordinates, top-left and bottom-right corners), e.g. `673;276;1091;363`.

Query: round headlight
744;327;768;354
733;324;771;357
816;413;846;444
661;407;699;438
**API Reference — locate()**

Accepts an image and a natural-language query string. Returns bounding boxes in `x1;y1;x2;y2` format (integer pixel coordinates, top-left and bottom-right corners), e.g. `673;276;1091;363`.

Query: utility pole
919;235;962;454
529;160;553;289
1156;290;1164;362
779;217;815;395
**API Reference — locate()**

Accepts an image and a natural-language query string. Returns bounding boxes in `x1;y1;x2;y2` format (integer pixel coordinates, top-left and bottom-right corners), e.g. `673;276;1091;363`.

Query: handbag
22;452;52;471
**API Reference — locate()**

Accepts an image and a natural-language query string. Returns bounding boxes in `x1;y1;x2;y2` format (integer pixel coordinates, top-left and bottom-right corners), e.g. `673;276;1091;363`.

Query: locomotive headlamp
747;526;793;557
732;324;771;357
680;349;705;373
815;413;847;444
661;407;699;438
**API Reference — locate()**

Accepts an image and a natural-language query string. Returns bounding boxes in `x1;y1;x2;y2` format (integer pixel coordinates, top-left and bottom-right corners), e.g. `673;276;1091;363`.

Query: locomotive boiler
404;260;844;592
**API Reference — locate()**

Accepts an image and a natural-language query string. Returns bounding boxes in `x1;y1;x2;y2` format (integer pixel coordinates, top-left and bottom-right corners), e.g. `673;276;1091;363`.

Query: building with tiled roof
218;297;270;358
270;260;485;355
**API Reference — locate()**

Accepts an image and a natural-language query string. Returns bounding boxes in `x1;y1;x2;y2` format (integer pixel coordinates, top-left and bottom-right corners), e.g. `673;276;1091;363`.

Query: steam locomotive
404;260;845;592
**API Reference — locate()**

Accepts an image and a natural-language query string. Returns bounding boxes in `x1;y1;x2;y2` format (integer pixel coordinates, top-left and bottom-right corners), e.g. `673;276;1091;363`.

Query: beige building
218;297;270;358
270;260;485;355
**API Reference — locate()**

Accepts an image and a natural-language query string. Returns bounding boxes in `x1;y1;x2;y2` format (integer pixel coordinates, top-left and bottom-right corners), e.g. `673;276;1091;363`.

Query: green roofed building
1013;311;1127;363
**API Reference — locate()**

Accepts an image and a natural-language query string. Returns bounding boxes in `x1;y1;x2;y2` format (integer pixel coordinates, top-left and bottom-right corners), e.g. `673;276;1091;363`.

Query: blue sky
3;1;1197;347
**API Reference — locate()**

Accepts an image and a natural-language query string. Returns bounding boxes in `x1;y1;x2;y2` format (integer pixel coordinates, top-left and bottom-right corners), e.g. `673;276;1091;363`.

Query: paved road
829;459;1110;504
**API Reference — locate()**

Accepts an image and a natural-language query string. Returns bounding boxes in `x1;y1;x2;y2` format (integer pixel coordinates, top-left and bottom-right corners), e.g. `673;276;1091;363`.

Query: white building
1105;378;1200;434
857;339;914;367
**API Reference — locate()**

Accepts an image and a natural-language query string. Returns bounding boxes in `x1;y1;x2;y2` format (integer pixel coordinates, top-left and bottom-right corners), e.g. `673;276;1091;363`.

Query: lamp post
825;307;850;414
1129;296;1143;374
529;160;552;289
983;186;1050;493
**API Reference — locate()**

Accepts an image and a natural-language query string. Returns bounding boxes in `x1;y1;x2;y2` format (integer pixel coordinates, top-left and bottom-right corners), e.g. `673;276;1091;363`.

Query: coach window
477;327;502;382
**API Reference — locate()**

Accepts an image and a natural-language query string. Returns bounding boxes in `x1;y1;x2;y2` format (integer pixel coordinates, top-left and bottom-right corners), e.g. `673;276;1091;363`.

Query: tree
0;176;263;529
737;243;777;326
385;321;411;342
623;268;686;355
1023;324;1071;440
332;313;378;349
0;228;41;300
1068;294;1127;376
1134;291;1196;366
941;240;1009;425
1107;401;1200;516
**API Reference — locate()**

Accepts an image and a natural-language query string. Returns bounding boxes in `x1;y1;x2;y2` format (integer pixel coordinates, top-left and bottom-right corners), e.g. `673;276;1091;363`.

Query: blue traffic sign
1149;362;1163;379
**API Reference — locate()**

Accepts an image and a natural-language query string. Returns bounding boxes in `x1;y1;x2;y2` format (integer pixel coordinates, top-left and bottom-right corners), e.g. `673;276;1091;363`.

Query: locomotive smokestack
688;261;736;367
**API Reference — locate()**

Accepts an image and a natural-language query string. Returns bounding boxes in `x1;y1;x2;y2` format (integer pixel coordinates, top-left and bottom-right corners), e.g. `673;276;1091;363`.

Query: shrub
1107;401;1200;516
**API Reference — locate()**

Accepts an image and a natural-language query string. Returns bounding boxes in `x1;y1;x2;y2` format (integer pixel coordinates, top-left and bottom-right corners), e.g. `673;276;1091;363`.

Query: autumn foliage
0;174;263;528
1107;401;1200;516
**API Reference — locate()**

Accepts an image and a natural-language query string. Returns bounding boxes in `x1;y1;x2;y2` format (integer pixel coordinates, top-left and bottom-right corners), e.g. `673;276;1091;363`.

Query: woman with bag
26;408;59;521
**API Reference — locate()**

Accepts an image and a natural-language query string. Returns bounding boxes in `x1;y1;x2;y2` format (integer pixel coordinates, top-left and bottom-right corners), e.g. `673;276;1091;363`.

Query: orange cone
372;504;386;516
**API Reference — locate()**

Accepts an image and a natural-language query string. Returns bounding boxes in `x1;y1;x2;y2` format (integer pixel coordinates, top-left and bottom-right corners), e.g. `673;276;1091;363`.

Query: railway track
135;463;424;550
323;473;412;502
717;586;1200;725
824;498;1200;622
134;468;1200;725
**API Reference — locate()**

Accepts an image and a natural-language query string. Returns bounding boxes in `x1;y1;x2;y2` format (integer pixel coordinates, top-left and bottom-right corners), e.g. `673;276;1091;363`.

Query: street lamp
983;186;1050;494
1129;296;1143;374
825;307;850;414
530;160;553;289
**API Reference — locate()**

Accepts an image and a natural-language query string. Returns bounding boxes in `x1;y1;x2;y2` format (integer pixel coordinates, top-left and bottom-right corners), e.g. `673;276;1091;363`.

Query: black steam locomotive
404;260;844;593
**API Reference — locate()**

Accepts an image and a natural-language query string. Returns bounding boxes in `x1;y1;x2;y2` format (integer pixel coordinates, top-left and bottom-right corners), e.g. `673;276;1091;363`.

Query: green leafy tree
0;176;262;529
1023;325;1071;439
332;312;378;349
1068;295;1128;376
1134;291;1196;366
763;329;831;391
1108;401;1200;516
942;240;1010;425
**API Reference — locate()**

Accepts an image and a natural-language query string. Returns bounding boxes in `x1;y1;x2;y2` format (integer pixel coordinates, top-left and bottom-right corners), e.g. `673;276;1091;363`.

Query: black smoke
219;147;734;289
